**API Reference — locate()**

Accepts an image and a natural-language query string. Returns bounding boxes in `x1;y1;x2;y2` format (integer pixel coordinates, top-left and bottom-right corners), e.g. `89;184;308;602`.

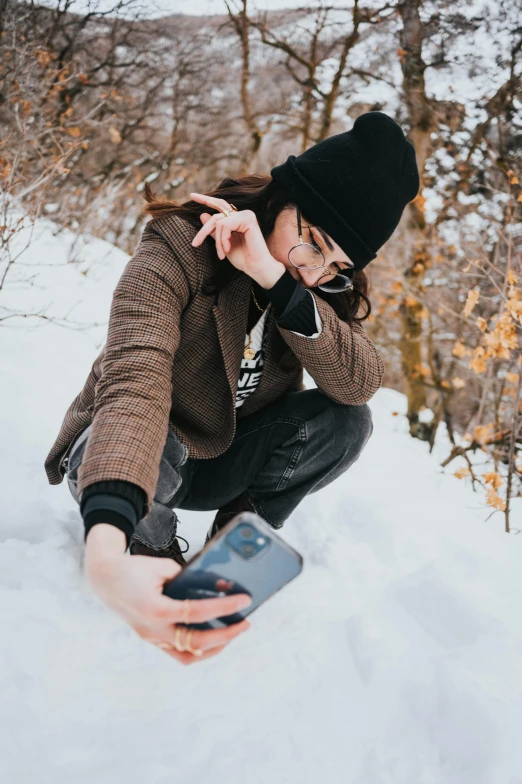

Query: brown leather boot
205;491;256;544
129;534;189;567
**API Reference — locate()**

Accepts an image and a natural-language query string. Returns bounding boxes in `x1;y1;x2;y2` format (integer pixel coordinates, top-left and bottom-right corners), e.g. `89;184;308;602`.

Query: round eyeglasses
288;205;354;293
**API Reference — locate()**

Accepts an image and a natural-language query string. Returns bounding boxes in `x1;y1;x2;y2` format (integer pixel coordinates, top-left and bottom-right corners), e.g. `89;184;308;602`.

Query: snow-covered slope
1;218;522;784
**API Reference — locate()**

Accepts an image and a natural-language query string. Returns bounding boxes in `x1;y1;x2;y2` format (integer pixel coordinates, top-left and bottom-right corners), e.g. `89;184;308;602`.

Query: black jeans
67;389;374;550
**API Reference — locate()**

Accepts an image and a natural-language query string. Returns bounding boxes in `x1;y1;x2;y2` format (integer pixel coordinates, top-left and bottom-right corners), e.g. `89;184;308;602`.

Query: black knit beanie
270;111;420;271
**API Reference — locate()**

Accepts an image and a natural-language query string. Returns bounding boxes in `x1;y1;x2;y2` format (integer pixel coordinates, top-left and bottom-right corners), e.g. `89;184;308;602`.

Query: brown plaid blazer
44;213;384;515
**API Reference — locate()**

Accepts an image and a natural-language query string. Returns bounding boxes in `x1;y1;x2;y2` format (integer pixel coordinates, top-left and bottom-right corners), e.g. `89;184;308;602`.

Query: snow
2;217;522;783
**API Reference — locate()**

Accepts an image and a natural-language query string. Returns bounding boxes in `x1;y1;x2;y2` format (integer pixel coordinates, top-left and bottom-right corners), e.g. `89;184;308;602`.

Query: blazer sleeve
275;290;385;406
76;221;192;516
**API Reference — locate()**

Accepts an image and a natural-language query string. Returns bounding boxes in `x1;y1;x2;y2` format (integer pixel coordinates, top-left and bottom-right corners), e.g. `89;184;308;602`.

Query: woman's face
265;206;353;289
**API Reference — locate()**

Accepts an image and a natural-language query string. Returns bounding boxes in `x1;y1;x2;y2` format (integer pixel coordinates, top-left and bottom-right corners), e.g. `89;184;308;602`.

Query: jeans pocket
281;430;302;448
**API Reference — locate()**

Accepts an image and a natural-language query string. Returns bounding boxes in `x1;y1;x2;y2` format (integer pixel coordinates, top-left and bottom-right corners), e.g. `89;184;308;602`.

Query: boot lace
174;534;190;554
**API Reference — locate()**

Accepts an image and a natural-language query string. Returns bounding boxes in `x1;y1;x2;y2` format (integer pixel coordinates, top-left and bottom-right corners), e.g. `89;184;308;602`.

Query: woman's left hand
189;192;285;286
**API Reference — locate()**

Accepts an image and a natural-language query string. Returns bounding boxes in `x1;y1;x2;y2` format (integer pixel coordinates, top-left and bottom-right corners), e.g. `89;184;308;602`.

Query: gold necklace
251;286;267;312
244;286;271;360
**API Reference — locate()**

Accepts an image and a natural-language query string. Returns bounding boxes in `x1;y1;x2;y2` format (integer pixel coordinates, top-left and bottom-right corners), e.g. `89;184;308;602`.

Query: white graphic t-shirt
235;307;271;409
235;293;323;409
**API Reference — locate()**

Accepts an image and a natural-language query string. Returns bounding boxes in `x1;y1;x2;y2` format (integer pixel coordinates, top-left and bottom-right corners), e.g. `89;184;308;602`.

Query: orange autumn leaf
486;486;506;512
468;346;488;374
463;288;480;318
412;363;430;379
483;471;503;489
452;341;470;358
454;467;471;479
483;315;518;357
506;298;522;323
474;423;494;443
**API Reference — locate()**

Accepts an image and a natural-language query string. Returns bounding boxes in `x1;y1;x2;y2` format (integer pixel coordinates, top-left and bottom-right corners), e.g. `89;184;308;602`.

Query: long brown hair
141;173;372;323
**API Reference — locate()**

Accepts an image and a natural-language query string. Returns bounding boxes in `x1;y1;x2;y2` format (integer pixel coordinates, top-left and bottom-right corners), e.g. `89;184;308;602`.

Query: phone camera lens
224;521;270;559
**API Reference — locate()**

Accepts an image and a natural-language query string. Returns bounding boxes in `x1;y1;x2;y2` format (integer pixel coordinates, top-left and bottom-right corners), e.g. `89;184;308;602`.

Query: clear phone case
162;511;304;629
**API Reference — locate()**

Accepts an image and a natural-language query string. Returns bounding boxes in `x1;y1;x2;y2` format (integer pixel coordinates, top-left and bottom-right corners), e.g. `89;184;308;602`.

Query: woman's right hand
85;524;252;665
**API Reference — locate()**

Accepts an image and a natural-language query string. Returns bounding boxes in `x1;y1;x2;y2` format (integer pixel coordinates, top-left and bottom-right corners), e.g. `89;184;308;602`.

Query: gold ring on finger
219;202;237;217
185;629;203;657
174;625;187;652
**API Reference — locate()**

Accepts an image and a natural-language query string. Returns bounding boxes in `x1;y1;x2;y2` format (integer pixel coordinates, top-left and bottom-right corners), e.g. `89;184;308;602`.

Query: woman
44;111;419;664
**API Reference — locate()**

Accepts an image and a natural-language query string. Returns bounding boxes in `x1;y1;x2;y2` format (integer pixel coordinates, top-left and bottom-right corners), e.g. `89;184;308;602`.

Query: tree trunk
398;0;436;440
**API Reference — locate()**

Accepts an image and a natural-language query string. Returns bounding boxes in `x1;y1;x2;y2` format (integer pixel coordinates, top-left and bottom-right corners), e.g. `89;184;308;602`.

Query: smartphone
162;511;303;630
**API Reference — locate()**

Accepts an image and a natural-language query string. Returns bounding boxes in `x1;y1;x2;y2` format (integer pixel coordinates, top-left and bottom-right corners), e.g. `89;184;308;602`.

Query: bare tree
240;0;394;150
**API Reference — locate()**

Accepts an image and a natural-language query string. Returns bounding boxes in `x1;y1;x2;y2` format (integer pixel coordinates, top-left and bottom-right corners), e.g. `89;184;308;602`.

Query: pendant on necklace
244;298;269;360
244;333;256;360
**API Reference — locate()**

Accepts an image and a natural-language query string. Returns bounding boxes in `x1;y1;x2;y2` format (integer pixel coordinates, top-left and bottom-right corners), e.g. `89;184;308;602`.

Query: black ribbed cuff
81;480;147;516
80;480;147;550
261;269;318;336
275;290;317;335
83;495;137;549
